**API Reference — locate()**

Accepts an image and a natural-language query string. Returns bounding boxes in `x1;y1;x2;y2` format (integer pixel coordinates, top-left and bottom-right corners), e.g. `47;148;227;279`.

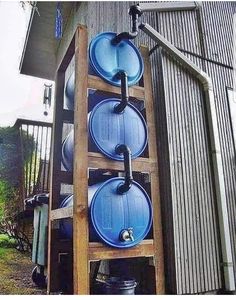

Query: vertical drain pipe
139;23;235;291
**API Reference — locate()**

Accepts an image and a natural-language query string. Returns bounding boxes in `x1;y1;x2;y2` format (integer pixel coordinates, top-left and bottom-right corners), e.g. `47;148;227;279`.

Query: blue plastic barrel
64;78;111;111
61;98;148;170
59;183;100;241
89;32;144;87
89;98;147;160
59;179;152;248
64;72;75;110
61;130;74;171
65;31;143;110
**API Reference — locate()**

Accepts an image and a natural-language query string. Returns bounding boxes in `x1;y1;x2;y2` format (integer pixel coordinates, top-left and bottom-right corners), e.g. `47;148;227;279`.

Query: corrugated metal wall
205;61;236;287
200;1;235;66
56;1;236;294
156;52;223;294
154;2;236;294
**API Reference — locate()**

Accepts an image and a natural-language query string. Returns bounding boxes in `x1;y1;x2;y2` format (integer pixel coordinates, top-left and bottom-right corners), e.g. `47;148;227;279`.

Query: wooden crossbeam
89;240;154;261
88;152;157;172
50;207;73;220
88;75;145;99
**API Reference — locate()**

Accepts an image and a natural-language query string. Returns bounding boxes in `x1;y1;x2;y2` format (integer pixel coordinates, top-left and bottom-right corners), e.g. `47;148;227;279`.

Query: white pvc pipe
140;22;235;291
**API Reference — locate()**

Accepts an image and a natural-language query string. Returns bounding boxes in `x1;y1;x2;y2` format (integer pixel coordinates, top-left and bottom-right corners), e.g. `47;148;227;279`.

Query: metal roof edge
19;3;36;74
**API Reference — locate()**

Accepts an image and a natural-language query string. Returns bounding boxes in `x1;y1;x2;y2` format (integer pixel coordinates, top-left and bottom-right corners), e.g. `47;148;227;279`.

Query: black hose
111;5;143;45
115;144;133;194
114;71;129;113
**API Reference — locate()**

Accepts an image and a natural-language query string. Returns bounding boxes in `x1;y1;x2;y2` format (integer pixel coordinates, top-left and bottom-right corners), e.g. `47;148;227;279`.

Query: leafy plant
0;234;17;248
0;126;35;252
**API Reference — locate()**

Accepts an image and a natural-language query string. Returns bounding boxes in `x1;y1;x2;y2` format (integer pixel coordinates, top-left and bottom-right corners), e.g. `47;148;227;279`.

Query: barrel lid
89;32;144;86
90;178;152;248
89;99;148;160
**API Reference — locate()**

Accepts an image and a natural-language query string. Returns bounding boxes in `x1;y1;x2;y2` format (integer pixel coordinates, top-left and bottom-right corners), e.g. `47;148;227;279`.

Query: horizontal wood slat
88;152;156;172
88;75;145;99
50;207;73;220
88;240;154;261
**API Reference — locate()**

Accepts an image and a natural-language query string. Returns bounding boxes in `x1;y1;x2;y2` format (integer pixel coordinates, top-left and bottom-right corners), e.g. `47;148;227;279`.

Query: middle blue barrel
62;98;148;171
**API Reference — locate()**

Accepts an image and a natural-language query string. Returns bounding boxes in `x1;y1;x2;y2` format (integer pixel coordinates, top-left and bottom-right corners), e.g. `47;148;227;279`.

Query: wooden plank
60;170;73;184
88;152;156;172
73;25;89;295
47;70;65;294
47;229;61;292
62;109;74;123
50;207;73;220
88;240;154;261
140;45;165;294
47;22;76;294
88;74;145;99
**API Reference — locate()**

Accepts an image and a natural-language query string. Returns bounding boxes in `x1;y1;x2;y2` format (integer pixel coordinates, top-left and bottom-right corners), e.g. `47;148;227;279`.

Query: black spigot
114;71;129;113
111;5;143;45
115;144;133;194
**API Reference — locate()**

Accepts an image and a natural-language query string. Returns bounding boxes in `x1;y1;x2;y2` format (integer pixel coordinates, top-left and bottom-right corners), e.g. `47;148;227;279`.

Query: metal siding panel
160;52;222;294
150;48;178;294
200;2;235;67
87;2;131;43
158;9;202;55
205;61;236;285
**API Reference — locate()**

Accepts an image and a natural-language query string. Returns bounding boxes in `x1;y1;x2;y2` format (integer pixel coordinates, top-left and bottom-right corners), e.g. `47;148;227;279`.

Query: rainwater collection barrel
65;80;113;112
64;31;144;110
89;31;144;86
62;98;148;171
59;179;152;248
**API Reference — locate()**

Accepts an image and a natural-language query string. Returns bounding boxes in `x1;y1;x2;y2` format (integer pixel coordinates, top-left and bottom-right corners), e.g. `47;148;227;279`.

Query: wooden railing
14;118;52;199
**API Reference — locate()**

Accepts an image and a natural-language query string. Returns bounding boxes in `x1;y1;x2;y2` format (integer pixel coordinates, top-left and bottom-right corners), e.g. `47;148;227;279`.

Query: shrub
0;234;17;248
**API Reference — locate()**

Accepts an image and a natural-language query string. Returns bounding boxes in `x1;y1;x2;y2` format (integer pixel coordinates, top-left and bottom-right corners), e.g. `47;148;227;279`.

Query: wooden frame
47;25;165;295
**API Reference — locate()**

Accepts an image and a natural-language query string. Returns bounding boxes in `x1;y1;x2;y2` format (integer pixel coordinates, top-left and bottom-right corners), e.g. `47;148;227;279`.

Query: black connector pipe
114;71;129;113
115;144;133;194
111;5;143;45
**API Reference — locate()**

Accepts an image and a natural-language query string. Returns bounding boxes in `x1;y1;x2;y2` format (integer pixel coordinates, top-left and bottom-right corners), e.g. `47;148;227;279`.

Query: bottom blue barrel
59;179;152;248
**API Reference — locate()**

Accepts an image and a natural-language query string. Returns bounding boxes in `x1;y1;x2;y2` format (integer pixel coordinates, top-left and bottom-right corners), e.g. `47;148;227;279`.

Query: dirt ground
0;247;46;295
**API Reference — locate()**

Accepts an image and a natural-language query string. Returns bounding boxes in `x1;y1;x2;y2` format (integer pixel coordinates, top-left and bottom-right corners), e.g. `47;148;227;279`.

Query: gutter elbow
197;71;213;91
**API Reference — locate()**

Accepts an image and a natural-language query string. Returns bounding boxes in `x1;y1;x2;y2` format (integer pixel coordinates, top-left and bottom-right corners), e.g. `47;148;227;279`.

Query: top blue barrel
89;31;144;87
64;31;144;110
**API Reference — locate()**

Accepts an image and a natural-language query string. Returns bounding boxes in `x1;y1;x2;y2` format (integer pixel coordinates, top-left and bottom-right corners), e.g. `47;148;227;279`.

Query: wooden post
140;45;165;294
47;70;65;294
73;25;89;295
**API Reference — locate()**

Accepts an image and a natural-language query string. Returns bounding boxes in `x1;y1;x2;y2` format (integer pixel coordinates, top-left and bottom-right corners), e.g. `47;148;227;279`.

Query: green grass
0;247;7;258
0;234;17;248
0;247;45;294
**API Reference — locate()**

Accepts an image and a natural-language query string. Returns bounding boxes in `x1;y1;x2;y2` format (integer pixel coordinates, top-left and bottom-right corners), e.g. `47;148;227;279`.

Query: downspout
139;22;235;291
